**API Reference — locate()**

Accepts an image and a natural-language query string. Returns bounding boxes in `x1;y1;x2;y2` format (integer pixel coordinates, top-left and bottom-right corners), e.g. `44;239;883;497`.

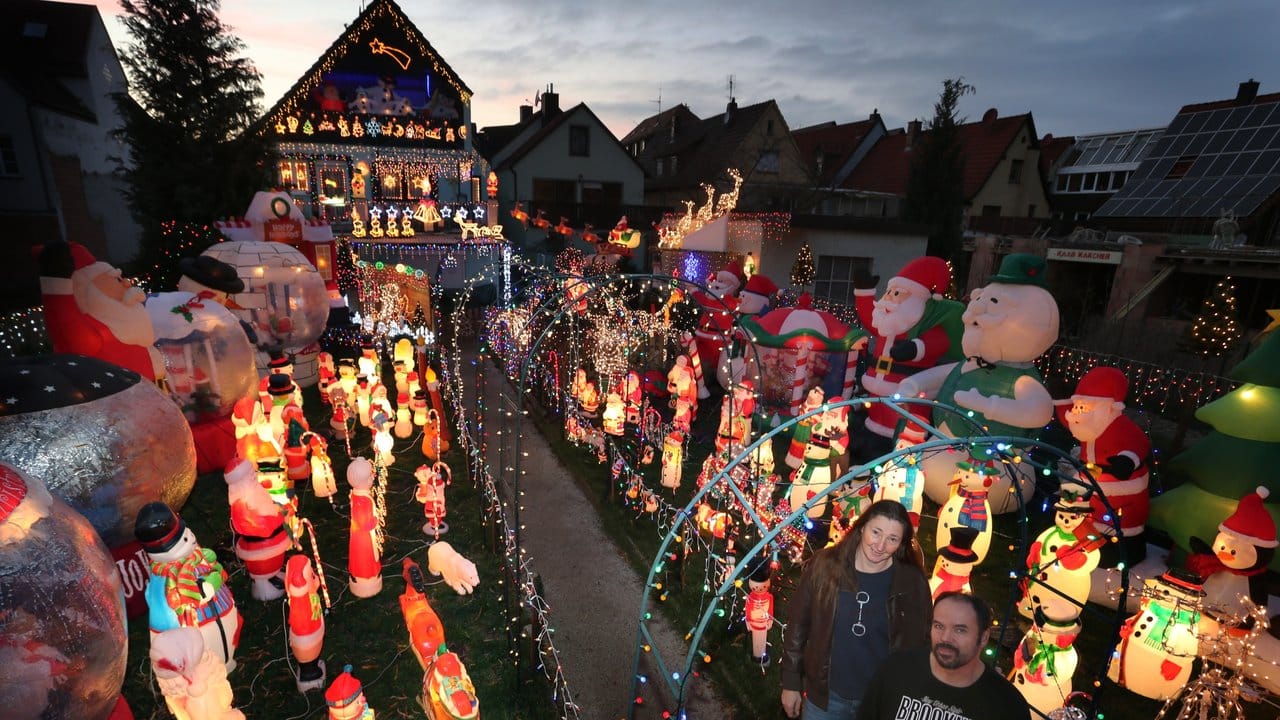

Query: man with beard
858;592;1027;720
851;257;964;461
36;240;164;383
1054;366;1151;567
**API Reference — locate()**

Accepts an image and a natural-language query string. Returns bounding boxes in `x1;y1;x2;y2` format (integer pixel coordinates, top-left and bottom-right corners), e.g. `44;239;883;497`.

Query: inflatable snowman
899;254;1059;513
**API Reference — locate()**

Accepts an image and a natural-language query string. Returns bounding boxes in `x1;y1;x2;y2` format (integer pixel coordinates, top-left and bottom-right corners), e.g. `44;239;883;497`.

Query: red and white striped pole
790;344;811;417
683;332;709;400
841;346;860;400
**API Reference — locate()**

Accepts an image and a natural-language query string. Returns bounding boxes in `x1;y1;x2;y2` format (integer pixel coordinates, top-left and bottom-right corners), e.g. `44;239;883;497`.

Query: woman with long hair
781;499;931;719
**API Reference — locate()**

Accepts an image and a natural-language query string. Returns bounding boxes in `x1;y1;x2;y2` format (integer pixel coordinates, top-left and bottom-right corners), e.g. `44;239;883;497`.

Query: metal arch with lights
626;394;1132;720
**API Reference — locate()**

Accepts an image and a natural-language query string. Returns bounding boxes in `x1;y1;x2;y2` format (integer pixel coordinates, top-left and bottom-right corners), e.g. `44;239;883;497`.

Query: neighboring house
621;98;812;211
769;214;929;304
791;113;888;215
842;108;1051;235
258;0;480;226
475;87;645;256
1044;127;1163;227
0;0;139;309
1094;80;1280;246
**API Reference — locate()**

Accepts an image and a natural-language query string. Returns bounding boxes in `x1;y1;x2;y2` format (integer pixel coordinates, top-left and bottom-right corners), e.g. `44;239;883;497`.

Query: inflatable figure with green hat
896;253;1060;512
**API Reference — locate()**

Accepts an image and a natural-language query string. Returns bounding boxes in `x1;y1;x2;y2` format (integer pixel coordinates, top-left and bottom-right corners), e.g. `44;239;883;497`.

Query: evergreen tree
903;78;974;262
114;0;274;289
1149;328;1280;570
791;243;815;287
1188;277;1244;357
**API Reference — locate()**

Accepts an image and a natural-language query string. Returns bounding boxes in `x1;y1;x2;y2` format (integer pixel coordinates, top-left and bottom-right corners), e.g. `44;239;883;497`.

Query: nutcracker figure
744;557;775;662
347;458;382;598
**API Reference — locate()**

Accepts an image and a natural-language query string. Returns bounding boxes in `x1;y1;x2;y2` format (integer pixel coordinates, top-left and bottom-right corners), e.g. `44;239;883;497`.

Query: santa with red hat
851;256;963;458
1055;366;1152;566
35;240;164;382
692;265;744;386
715;379;756;456
223;458;290;601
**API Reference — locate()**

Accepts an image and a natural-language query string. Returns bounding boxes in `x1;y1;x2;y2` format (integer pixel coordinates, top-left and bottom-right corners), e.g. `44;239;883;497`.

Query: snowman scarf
956;486;989;531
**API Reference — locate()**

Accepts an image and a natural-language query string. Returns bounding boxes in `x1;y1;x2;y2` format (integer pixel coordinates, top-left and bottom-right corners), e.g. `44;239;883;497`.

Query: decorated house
259;0;483;228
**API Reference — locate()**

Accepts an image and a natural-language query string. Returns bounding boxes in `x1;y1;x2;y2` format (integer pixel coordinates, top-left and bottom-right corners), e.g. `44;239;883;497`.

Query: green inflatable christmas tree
1149;325;1280;570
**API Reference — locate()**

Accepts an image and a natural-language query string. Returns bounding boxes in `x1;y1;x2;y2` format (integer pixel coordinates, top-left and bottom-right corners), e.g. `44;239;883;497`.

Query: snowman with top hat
935;453;1000;565
930;525;980;600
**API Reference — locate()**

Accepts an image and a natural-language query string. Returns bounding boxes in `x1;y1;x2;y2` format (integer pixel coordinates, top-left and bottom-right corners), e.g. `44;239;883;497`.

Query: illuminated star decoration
455;207;469;221
472;206;486;220
440;206;453;219
1260;308;1280;340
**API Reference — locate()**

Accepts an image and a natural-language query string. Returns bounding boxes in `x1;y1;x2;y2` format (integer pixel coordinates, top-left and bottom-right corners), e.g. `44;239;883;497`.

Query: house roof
259;0;471;127
792;117;879;186
625;99;782;191
0;0;98;122
843;110;1036;200
1095;88;1280;221
620;104;702;148
1038;133;1076;180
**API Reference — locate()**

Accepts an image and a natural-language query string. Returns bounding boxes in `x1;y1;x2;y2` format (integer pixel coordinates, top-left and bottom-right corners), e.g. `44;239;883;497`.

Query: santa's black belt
873;356;926;376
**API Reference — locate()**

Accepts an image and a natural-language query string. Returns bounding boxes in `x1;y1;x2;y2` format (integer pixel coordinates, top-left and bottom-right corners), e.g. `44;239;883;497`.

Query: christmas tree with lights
1149;322;1280;570
1188;277;1243;358
790;243;815;287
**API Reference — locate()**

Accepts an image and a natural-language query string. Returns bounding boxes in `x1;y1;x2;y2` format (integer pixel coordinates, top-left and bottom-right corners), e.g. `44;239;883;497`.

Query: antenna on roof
727;75;736;103
652;86;663;115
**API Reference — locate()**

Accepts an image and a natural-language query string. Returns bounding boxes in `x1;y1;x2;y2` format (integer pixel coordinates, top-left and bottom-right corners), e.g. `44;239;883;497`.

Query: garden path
476;357;731;719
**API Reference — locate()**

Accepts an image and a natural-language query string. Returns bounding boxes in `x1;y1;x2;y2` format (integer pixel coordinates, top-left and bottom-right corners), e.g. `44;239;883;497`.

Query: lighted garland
0;307;50;359
1036;343;1238;416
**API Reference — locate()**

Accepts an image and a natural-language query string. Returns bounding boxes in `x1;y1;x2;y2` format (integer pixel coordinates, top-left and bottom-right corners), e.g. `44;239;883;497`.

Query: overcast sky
88;0;1278;140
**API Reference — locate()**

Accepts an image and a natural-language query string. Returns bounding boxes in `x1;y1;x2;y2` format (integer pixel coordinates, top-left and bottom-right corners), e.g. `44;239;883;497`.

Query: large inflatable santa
851;256;964;461
1055;366;1151;567
35;241;164;383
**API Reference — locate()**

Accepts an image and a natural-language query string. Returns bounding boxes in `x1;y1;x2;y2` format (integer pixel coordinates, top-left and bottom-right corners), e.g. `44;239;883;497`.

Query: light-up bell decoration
936;455;998;565
1107;568;1205;700
415;462;451;538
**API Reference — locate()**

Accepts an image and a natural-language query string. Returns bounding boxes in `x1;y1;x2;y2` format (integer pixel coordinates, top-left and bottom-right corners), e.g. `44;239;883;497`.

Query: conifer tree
790;243;815;287
1150;327;1280;570
903;78;974;262
1188;277;1243;358
114;0;274;289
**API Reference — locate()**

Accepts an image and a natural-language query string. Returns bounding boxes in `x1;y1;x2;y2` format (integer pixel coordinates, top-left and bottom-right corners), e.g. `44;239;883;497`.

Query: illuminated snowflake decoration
365;119;382;137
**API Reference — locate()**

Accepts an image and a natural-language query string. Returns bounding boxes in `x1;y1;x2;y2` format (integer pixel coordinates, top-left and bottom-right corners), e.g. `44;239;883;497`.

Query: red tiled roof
792;117;878;186
1177;91;1280;115
843;110;1035;200
1038;134;1076;179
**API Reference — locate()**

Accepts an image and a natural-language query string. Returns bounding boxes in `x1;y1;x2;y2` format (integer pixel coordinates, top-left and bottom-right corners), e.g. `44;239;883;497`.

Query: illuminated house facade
259;0;483;228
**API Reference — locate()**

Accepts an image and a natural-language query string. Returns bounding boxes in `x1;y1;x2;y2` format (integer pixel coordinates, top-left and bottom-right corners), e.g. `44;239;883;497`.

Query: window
814;255;872;306
981;205;1001;217
767;119;775;136
655;158;664;176
380;172;402;199
1027;204;1037;217
1082;173;1096;192
277;160;308;191
569;125;590;156
1008;158;1024;184
1165;155;1196;180
669;155;678;174
756;151;779;173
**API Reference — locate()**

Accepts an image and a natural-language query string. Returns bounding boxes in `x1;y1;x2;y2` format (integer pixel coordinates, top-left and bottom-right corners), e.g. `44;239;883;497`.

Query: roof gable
843;110;1035;199
620;104;702;148
793;116;881;186
261;0;470;147
493;103;642;173
0;1;100;122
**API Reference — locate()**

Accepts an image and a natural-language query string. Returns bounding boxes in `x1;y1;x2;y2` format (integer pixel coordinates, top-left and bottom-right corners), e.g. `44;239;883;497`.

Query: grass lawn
119;380;559;720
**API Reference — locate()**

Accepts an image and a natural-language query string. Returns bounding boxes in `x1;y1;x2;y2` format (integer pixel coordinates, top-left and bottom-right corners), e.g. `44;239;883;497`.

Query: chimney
541;84;560;123
982;107;999;124
519;104;533;123
906;119;922;148
870;108;880;122
724;97;737;125
1237;78;1260;104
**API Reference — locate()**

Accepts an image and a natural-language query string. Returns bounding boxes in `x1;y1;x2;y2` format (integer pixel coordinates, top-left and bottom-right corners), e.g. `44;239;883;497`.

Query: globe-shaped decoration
0;463;128;720
0;355;197;548
201;240;329;359
146;291;257;420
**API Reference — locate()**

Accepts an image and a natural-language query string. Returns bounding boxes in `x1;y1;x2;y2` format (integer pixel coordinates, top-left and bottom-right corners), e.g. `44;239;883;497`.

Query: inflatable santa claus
35;241;164;382
1055;366;1151;567
851;256;964;461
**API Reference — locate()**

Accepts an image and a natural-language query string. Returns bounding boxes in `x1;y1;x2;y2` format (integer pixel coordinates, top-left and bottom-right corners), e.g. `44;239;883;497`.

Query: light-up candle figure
661;430;684;490
414;462;451;538
744;557;774;663
286;554;327;692
347;458;382;598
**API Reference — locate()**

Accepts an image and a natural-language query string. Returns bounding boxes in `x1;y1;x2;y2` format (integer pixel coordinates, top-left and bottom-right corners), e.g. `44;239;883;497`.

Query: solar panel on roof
1096;96;1280;219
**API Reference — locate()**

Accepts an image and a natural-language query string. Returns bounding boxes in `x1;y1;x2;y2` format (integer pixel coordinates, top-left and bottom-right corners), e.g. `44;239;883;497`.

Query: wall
761;225;927;294
966;124;1050;220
